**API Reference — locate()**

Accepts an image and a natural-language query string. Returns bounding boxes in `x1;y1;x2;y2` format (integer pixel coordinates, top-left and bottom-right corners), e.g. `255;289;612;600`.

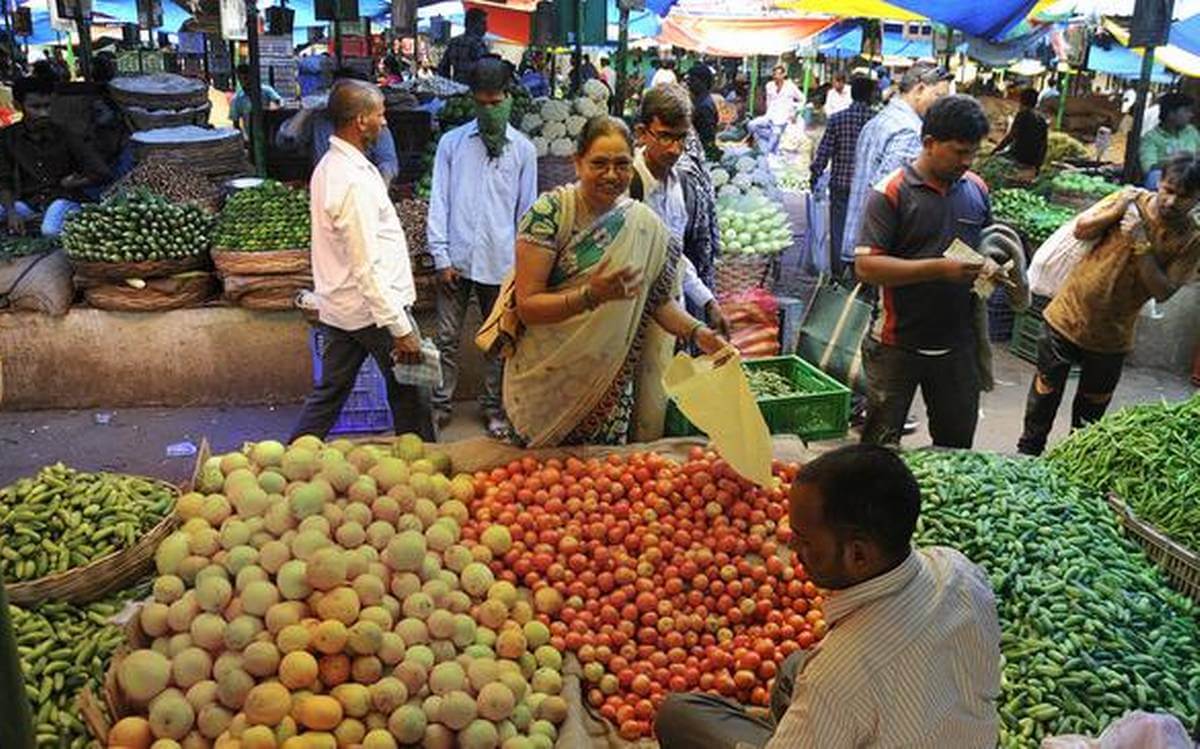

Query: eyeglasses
646;129;688;146
586;158;633;175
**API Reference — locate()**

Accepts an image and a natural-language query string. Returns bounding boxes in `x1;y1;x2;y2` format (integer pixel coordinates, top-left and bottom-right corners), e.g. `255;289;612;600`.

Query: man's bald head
328;79;384;129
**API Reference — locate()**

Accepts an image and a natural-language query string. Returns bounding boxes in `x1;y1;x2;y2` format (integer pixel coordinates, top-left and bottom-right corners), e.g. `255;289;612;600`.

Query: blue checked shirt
811;101;874;194
840;97;923;262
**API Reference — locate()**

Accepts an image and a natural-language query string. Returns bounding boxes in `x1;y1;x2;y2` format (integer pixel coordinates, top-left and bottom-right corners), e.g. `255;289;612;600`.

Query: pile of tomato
461;447;826;740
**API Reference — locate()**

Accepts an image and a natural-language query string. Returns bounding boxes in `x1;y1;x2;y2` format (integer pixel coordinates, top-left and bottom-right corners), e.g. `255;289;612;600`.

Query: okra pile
1046;394;1200;551
0;464;176;582
907;451;1200;748
11;583;149;749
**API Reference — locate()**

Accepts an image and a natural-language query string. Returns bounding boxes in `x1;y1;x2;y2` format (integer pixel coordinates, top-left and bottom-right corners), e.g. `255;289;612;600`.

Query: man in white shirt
291;80;435;442
650;57;679;88
823;72;852;118
656;444;1001;749
748;64;803;153
428;56;538;438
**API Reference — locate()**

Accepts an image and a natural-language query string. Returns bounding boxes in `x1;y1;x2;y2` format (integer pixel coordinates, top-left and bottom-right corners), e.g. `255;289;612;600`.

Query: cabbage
539;99;571;122
583;78;610;102
549;138;576;157
574;97;602;119
711;168;730;187
718;184;741;199
532;136;549;158
542;121;567;141
715;195;792;254
519;113;543;135
732;173;753;189
565;115;587;137
736;156;757;175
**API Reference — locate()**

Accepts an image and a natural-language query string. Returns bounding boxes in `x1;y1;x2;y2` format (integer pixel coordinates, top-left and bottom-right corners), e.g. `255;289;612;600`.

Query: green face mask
476;97;513;158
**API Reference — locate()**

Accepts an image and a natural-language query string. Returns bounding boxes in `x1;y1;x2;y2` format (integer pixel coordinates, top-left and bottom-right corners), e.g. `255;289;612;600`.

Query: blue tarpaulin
816;22;935;59
1086;42;1173;82
1170;12;1200;57
881;0;1038;41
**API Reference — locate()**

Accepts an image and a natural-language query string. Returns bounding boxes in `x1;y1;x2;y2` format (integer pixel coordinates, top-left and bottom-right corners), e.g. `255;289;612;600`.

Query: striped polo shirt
856;164;992;353
764;547;1002;748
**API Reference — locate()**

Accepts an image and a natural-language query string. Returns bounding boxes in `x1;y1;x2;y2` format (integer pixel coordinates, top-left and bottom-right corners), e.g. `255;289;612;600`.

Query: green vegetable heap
992;189;1076;245
61;188;212;263
908;451;1200;748
1047;394;1200;551
747;369;797;399
0;235;58;262
716;195;792;255
214;180;311;252
1046;132;1090;164
0;464;176;582
1050;173;1121;199
438;93;476;129
12;583;150;749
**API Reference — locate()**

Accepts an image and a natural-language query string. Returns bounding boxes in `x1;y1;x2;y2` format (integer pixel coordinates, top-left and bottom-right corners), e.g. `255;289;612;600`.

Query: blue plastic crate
310;329;393;435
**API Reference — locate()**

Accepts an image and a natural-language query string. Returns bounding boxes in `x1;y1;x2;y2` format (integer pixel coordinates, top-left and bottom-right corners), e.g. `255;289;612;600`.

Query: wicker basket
211;248;310;277
1107;494;1200;604
537;155;576;194
5;483;180;606
72;255;208;283
1049;191;1100;212
83;273;216;311
715;254;774;299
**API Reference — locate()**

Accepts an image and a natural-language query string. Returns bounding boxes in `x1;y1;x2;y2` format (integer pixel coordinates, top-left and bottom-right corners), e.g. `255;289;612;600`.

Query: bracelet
581;286;597;310
687;321;705;347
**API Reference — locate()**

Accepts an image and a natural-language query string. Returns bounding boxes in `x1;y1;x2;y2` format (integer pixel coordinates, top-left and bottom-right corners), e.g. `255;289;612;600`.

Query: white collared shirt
765;547;1001;749
824;85;852;118
766;79;803;125
310;135;416;337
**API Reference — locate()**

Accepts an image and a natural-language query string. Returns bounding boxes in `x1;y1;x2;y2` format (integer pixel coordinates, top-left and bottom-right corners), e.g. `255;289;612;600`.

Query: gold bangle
582;286;596;310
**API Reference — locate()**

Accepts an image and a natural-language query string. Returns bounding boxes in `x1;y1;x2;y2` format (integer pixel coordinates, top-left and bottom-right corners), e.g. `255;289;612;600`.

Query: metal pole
1055;69;1069;131
333;20;342;66
0;575;36;749
75;15;93;81
1123;47;1156;184
246;0;266;176
613;4;629;116
748;55;759;118
571;0;582;97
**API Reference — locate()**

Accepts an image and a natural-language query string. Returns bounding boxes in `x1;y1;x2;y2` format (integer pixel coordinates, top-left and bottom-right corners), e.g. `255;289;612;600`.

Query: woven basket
1107;493;1200;604
1050;191;1100;212
715;254;774;299
72;255;208;283
83;273;216;312
5;484;179;606
237;286;304;310
537;155;577;194
211;248;310;276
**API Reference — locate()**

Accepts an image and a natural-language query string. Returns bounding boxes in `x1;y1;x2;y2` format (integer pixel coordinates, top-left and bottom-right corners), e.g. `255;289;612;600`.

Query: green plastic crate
665;355;852;441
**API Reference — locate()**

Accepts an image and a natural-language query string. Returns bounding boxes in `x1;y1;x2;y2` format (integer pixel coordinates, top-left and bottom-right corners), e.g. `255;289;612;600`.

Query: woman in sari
485;116;726;447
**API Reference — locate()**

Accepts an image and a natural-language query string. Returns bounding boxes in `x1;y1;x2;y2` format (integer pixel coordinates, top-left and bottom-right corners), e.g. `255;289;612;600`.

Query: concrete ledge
1127;283;1200;374
0;305;488;411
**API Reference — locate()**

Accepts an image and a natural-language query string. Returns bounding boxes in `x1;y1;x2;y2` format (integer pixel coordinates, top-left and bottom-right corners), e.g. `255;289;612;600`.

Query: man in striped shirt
655;444;1001;748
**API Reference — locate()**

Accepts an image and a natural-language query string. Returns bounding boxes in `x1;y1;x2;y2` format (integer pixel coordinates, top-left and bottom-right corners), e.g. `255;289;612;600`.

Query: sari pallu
478;184;680;448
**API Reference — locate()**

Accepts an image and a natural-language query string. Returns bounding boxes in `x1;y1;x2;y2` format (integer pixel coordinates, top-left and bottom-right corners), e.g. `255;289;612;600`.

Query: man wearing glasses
629;84;728;339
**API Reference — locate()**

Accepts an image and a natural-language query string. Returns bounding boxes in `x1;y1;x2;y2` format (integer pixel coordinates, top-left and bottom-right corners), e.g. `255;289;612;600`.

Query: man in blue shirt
427;56;537;437
231;63;283;138
275;69;400;185
811;75;875;276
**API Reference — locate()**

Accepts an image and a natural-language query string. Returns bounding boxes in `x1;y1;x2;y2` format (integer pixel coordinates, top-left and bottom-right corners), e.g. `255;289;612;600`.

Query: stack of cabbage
709;152;778;199
716;194;792;255
518;79;610;158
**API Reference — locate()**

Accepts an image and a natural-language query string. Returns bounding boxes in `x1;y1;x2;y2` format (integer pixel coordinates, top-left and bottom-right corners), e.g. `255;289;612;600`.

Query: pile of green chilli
907;450;1199;748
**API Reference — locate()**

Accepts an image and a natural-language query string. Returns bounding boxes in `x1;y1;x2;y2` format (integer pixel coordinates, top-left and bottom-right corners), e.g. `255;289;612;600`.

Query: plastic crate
310;329;393;435
1107;493;1200;605
665;355;851;441
1008;308;1043;363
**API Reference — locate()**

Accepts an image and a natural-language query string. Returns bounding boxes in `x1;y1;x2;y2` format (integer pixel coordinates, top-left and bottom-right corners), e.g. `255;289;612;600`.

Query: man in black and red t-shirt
854;95;998;448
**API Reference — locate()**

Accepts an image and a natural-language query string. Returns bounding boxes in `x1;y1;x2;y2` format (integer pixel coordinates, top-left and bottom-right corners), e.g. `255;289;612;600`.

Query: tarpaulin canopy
463;0;533;44
658;11;836;56
1086;39;1174;80
777;0;1043;41
816;21;938;59
1103;14;1200;77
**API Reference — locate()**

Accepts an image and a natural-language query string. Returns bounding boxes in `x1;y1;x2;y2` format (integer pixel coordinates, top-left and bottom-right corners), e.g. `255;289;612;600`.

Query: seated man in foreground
655;444;1002;748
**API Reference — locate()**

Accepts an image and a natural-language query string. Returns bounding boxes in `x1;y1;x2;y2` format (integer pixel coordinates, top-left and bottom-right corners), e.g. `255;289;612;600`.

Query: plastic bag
662;351;774;487
803;180;831;277
1040;710;1194;749
1028;217;1094;298
392;339;444;389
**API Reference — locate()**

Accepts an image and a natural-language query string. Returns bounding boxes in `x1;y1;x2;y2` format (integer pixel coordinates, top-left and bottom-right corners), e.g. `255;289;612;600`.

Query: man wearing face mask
0;76;110;237
427;56;537;438
291;80;434;442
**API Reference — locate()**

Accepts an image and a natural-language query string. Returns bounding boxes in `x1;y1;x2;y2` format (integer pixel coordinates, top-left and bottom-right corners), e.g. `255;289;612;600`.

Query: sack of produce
62;188;214;267
0;246;74;315
396;198;429;258
211;249;309;277
723;288;781;358
221;272;312;310
214;180;310;256
83;271;216;312
102;155;222;213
